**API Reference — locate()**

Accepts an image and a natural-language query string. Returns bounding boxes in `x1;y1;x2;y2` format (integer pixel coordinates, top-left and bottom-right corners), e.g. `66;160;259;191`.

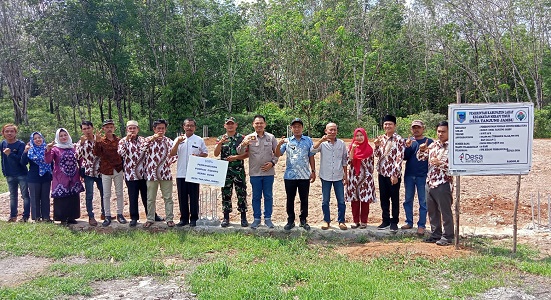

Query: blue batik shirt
280;135;315;180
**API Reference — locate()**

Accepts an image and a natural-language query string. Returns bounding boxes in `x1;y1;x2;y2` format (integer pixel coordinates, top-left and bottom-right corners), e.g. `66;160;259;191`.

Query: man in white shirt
311;122;348;230
170;118;208;227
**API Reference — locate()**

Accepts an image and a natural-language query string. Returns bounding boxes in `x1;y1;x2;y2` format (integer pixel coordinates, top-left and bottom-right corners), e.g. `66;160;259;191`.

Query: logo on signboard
459;153;483;163
456;111;466;123
516;110;526;121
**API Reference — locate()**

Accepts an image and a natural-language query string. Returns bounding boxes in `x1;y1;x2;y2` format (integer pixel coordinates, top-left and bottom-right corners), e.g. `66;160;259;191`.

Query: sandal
167;221;175;227
143;221;154;228
350;223;360;229
359;223;367;229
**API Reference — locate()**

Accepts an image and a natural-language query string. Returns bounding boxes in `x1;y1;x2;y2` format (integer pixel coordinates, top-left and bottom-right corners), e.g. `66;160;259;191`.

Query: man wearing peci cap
93;119;126;226
276;118;316;231
374;114;405;233
118;120;163;227
402;120;433;235
214;117;249;227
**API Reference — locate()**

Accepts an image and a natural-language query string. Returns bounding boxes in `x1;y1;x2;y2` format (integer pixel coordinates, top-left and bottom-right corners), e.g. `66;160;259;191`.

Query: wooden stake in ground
513;174;521;254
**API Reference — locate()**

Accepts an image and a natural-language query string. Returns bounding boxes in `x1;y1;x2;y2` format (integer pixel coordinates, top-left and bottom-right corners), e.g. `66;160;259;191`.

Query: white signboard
185;156;229;187
448;103;533;176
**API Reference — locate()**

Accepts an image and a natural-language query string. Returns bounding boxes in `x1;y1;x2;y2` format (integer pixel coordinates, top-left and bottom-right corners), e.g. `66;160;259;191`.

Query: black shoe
424;236;440;243
190;220;197;227
377;222;390;230
390;223;398;233
221;218;229;227
117;214;127;224
102;216;112;227
155;215;165;222
129;220;138;227
284;223;295;230
67;219;78;224
240;212;248;227
176;221;188;227
299;220;311;231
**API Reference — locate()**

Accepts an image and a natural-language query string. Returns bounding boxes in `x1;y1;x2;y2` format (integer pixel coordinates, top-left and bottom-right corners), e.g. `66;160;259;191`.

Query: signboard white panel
448;103;533;175
185;156;229;187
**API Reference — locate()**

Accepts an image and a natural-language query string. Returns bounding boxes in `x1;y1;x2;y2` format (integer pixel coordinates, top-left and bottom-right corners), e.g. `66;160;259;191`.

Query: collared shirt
141;136;175;181
280;135;315;180
417;140;453;189
1;140;28;177
311;138;347;181
93;135;123;175
216;133;244;169
175;134;208;178
117;136;146;181
374;133;405;178
237;132;278;177
76;137;100;177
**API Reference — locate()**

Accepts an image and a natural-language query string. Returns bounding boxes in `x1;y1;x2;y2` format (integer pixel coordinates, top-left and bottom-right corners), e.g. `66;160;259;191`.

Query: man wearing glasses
170;118;208;227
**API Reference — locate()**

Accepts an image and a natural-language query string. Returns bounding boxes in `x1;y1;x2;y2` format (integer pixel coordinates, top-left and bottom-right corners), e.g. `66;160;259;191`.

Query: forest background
1;0;551;141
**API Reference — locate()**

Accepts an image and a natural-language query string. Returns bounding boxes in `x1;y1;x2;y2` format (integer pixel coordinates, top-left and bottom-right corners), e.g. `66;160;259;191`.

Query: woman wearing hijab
21;132;53;222
45;128;84;224
345;128;376;229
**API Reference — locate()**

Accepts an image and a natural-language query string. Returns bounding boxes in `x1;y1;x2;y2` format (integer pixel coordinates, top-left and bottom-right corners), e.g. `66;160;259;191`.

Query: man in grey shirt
237;115;278;229
311;122;348;230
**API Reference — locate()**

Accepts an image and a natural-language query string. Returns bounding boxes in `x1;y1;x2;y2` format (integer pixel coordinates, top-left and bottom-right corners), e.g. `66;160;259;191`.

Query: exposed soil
1;138;550;299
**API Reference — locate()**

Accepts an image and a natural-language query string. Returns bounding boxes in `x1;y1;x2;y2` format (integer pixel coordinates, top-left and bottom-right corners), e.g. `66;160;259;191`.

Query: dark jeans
28;181;51;220
177;178;199;223
84;175;104;218
126;179;147;220
7;175;30;219
284;179;310;223
378;174;401;225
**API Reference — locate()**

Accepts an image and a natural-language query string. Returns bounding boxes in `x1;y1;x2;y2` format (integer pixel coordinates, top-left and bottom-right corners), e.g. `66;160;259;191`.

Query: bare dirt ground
1;138;550;299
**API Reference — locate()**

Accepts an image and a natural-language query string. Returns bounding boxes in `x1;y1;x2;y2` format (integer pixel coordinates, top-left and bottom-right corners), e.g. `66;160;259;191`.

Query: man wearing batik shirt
213;117;249;228
93;119;125;227
117;120;163;227
417;121;454;246
76;121;104;226
141;119;176;228
374;114;405;233
276;118;316;231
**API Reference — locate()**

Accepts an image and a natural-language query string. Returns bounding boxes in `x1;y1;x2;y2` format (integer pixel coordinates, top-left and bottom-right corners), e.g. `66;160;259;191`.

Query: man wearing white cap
118;120;163;227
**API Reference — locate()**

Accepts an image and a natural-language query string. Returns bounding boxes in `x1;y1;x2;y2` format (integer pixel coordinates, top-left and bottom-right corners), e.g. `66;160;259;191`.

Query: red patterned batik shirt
374;133;405;178
140;136;176;181
118;136;146;181
416;140;453;189
76;138;100;177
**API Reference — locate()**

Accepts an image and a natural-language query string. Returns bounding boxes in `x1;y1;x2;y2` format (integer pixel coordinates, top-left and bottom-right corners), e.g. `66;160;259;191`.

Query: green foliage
396;110;448;139
534;107;551;138
0;223;549;299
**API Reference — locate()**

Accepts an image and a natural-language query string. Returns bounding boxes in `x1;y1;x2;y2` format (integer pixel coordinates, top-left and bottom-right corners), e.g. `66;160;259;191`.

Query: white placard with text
448;103;533;175
185;156;229;187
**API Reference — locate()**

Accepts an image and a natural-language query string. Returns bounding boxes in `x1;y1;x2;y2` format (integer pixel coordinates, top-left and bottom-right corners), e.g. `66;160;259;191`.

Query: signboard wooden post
448;103;534;253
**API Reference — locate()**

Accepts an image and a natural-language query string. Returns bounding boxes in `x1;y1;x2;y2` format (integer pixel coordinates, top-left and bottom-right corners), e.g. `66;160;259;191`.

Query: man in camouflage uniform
214;117;249;227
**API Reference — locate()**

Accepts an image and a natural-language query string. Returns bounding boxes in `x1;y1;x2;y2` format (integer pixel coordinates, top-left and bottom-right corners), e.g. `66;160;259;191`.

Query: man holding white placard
170;118;208;227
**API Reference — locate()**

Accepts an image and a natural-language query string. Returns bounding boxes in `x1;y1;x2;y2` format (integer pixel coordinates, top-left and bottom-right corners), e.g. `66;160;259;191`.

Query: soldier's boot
240;211;249;227
221;212;230;228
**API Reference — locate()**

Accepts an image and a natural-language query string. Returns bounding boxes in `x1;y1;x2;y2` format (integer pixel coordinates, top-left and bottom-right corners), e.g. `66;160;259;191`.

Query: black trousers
284;179;310;223
177;178;200;223
378;174;401;225
126;179;147;220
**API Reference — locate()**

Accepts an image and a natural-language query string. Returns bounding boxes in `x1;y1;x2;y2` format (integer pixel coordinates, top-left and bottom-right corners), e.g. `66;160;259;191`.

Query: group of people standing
2;114;454;246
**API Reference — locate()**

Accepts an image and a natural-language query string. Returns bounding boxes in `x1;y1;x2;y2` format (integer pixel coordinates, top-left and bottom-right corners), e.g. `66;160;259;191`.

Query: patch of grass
0;223;549;299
